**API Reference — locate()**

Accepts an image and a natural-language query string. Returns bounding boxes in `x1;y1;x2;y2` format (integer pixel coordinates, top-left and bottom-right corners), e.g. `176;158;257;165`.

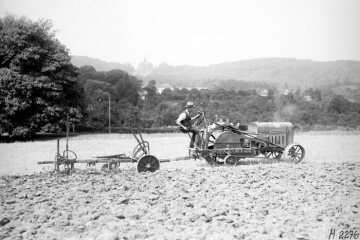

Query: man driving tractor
176;102;202;148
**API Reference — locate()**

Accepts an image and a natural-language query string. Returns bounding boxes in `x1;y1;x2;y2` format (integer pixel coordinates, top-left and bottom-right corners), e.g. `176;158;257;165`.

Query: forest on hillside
78;66;360;132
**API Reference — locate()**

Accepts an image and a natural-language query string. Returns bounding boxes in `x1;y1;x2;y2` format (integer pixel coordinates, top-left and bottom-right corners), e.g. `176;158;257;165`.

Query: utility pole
108;95;111;133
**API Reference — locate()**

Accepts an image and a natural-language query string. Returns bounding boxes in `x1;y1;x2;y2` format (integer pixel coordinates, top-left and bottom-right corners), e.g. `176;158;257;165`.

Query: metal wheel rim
137;155;160;173
288;145;305;163
63;150;77;161
264;151;282;159
224;155;237;166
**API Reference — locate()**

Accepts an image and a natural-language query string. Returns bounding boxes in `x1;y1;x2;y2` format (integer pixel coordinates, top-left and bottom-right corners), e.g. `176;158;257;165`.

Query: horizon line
71;55;360;68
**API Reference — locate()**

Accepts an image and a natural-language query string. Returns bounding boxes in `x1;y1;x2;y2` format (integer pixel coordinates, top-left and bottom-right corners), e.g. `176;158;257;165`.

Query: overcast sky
1;0;360;66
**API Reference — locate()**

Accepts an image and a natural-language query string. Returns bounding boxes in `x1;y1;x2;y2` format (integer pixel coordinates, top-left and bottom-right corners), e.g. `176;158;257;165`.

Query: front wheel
283;144;305;163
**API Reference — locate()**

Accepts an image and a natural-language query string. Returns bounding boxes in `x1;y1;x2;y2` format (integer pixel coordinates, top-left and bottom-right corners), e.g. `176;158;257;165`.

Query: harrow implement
38;129;155;173
37;128;193;173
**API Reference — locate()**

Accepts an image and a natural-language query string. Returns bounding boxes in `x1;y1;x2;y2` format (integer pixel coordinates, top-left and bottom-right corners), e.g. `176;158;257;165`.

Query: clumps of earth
1;162;359;240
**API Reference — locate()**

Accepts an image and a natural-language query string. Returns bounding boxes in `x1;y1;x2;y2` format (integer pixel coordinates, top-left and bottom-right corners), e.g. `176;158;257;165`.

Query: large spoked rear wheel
284;144;305;163
137;155;160;173
264;151;282;159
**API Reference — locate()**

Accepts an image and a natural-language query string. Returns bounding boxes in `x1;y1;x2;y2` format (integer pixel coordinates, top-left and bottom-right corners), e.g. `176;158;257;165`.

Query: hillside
147;58;360;88
71;55;135;73
71;56;360;89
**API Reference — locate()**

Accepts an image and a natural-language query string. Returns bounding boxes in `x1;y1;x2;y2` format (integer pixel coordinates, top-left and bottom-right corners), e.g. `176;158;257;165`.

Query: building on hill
257;88;269;97
139;89;147;101
136;57;154;76
282;88;297;96
304;95;312;102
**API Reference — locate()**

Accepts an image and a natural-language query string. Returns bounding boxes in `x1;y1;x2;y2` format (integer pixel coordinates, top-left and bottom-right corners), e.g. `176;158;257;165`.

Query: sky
1;0;360;67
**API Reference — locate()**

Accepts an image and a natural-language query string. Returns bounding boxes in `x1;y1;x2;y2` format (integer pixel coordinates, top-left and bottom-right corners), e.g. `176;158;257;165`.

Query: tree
160;88;173;99
79;65;96;74
327;95;351;114
143;80;157;103
189;88;200;98
111;71;141;105
0;15;83;137
124;106;141;128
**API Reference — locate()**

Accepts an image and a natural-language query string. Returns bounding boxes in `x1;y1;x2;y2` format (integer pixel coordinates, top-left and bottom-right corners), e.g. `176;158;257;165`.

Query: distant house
139;89;148;100
304;95;312;102
257;88;269;97
282;88;296;96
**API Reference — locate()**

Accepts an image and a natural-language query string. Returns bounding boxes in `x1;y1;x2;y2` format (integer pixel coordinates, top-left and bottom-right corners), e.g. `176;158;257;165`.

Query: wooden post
65;114;74;169
56;138;60;171
66;115;69;156
108;95;111;133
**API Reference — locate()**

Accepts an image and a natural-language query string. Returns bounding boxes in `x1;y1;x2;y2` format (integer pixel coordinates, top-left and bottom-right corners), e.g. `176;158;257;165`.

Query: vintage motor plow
189;112;306;165
38;112;305;173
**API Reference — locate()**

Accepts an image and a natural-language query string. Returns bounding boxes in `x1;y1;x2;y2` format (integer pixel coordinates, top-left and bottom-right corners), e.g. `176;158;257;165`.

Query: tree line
78;65;360;132
1;15;360;138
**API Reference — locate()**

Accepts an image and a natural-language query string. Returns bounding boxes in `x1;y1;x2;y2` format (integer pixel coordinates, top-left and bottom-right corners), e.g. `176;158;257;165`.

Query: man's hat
185;102;194;108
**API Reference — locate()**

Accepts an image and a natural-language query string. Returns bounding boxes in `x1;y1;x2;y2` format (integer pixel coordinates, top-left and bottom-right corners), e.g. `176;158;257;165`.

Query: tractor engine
247;122;294;147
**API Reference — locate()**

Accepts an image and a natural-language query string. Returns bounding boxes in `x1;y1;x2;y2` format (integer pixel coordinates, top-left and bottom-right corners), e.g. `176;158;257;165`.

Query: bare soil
1;161;359;240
